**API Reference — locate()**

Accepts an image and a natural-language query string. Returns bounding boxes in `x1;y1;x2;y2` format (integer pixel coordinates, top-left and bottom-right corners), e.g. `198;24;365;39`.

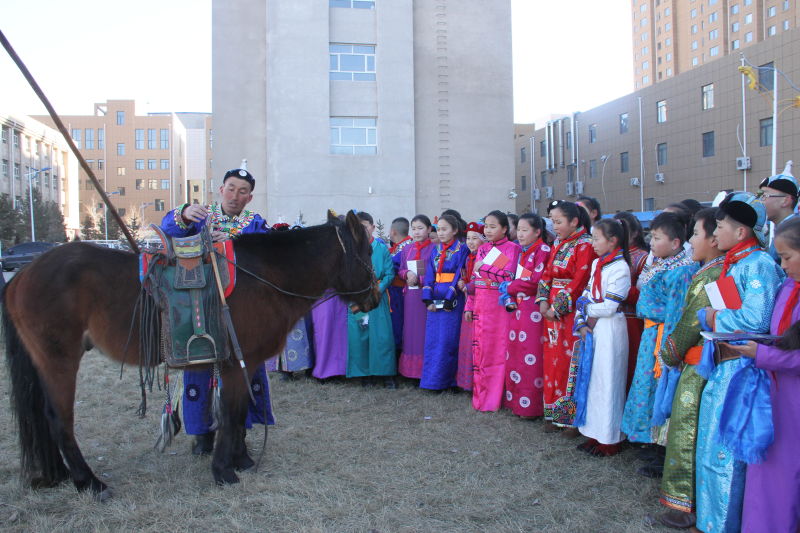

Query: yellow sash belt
644;318;665;378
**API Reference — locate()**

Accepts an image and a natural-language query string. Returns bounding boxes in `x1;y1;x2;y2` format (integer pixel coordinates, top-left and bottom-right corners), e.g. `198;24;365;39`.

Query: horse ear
345;210;364;242
327;209;339;223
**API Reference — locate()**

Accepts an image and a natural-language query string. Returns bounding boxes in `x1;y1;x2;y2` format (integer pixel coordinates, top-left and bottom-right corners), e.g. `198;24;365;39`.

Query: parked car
1;241;58;271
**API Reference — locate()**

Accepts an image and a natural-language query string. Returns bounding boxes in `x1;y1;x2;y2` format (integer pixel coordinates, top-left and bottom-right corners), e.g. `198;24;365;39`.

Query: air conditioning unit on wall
575;181;584;194
566;182;574;195
654;172;665;183
630;177;641;187
736;157;752;170
533;188;541;200
545;186;554;198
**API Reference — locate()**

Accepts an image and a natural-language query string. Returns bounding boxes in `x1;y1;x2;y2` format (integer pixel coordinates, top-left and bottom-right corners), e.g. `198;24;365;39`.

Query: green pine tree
0;194;22;249
82;214;101;240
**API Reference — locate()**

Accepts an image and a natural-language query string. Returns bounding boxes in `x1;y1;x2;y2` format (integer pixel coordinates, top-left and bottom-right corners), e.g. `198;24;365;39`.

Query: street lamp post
25;166;51;242
104;190;122;240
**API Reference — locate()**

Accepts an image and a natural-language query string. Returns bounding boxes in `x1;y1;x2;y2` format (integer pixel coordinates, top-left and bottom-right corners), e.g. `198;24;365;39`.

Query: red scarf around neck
520;239;542;265
591;248;623;299
720;237;760;277
465;250;478;279
779;281;800;334
555;228;586;255
437;240;456;274
412;239;432;260
390;235;411;254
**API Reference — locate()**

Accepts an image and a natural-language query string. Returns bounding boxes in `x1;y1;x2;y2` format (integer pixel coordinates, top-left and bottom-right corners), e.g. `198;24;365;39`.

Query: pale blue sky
0;0;633;123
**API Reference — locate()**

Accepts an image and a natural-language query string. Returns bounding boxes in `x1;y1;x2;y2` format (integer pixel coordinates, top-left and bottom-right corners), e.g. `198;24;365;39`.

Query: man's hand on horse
181;204;209;224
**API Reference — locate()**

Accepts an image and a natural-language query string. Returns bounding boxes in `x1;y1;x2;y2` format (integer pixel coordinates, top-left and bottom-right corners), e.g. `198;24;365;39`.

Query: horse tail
1;281;70;485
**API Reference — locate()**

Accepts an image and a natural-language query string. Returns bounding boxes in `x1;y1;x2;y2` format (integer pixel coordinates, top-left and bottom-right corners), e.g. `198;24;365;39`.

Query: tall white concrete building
212;0;514;225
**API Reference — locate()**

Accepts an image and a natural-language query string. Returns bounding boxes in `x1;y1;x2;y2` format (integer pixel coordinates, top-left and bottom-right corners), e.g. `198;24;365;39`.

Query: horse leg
211;376;248;485
38;358;113;501
232;426;255;472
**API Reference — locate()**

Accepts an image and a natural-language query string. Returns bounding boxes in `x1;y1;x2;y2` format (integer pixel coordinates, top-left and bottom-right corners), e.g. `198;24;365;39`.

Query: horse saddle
140;226;235;367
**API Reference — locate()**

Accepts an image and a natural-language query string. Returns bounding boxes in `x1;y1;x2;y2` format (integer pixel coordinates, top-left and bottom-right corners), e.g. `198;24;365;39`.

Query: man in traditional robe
759;163;798;262
161;168;273;456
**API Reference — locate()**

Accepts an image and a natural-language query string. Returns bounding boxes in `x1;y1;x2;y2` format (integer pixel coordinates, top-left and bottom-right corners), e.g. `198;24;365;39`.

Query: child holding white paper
464;210;521;411
397;215;434;379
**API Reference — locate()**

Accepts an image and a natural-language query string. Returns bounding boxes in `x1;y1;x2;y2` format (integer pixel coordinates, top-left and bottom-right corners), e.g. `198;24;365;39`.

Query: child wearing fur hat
693;192;784;532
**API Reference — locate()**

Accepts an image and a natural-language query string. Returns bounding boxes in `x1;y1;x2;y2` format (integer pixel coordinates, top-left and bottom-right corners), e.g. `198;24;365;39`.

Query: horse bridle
215;224;376;302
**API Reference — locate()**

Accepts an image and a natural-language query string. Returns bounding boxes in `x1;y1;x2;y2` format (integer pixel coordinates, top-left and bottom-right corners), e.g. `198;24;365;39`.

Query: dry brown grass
0;350;672;533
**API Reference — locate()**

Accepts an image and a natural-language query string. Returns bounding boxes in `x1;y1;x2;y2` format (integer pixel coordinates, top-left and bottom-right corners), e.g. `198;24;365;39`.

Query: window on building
589;124;597;143
702;131;715;157
160;129;169;149
643;74;650;84
148;159;156;170
12;131;19;147
768;6;776;16
665;22;671;31
731;3;739;14
1;127;7;144
620;152;630;172
13;163;20;179
135;129;144;150
148;128;157;149
692;40;699;50
86;159;94;169
71;128;81;149
760;117;774;146
520;146;526;163
657;100;667;123
117;167;126;176
784;0;790;10
98;159;104;170
692;24;698;33
117;187;126;196
710;46;720;56
760;62;775;90
709;12;718;23
1;159;7;177
85;179;93;190
193;184;200;193
619;113;629;134
745;13;753;24
116;111;125;125
665;7;671;16
148;179;158;190
745;0;752;5
589;159;597;178
643;60;650;70
160;159;169;170
732;39;740;49
641;32;649;41
657;142;668;165
665;37;671;46
135;159;144;170
98;128;105;149
540;171;548;188
329;43;376;81
701;83;714;109
160;179;170;190
136;179;144;190
566;131;572;150
768;25;777;36
84;128;95;150
745;31;753;42
666;52;672;61
691;8;697;17
520;175;527;191
330;117;378;155
540;140;546;156
118;207;126;217
117;143;125;155
732;21;740;32
154;199;165;212
666;67;673;76
709;29;719;40
784;20;791;30
641;17;648;27
329;0;375;8
644;197;655;211
642;45;649;54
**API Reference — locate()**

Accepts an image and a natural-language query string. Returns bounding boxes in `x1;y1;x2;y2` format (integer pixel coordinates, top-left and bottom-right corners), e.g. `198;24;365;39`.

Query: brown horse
2;210;377;500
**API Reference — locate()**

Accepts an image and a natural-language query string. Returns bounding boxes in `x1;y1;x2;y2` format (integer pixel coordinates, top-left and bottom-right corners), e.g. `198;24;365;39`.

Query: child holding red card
465;210;521;411
502;214;552;417
693;192;784;533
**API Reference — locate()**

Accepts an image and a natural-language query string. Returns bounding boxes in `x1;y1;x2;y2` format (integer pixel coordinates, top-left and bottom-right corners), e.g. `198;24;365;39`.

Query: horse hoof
213;468;240;485
94;487;114;503
234;454;255;472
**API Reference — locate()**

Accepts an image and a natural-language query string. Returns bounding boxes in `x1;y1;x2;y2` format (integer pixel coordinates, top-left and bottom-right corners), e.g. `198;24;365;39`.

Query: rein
217;226;376;302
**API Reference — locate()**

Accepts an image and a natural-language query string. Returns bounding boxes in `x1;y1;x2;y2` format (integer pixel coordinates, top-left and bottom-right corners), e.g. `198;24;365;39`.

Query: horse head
327;209;379;313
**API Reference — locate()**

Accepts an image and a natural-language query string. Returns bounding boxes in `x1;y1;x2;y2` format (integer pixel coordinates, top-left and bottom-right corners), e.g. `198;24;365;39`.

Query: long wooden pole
0;29;139;252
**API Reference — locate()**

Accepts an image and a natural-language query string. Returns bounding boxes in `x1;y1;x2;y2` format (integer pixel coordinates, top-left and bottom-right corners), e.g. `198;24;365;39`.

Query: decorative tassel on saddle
209;363;222;432
154;368;182;452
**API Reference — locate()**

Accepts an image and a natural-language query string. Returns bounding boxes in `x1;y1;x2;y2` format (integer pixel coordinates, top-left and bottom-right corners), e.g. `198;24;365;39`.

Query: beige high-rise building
632;0;799;89
35;100;213;233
